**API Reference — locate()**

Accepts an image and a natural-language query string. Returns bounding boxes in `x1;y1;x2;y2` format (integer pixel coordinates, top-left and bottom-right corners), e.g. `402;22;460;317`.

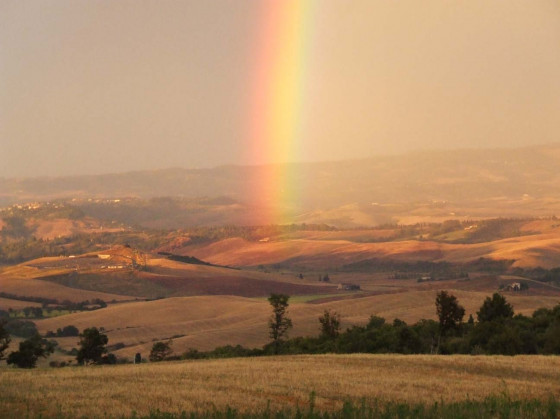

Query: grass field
1;354;559;418
31;290;560;360
177;227;560;269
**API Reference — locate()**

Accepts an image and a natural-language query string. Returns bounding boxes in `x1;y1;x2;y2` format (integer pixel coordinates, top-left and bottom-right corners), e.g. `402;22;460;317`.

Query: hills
3;144;560;226
33;289;560;360
1;218;560;363
2;144;560;361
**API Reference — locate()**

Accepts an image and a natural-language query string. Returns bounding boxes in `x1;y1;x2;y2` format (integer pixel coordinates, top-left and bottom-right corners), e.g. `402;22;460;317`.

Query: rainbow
246;1;315;224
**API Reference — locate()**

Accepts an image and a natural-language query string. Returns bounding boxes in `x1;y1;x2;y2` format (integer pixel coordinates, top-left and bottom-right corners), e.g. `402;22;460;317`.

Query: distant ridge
2;144;560;225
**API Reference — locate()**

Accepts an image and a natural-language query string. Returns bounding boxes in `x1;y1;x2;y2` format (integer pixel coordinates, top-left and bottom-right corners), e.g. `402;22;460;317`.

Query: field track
1;354;559;418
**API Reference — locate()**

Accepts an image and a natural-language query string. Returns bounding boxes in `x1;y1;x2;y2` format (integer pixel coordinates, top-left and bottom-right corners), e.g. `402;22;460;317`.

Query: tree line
153;292;560;361
2;291;560;368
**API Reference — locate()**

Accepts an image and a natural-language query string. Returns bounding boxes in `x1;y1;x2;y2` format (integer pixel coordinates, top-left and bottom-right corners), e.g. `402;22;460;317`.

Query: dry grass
179;226;560;269
34;291;560;359
1;354;559;418
0;297;42;310
0;275;134;303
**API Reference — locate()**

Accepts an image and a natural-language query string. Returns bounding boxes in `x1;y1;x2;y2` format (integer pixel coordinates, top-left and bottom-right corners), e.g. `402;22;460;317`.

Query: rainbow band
248;1;314;224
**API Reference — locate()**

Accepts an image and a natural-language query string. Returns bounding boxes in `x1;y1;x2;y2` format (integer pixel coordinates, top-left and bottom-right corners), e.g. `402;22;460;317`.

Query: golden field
180;229;560;269
1;354;559;418
31;289;560;360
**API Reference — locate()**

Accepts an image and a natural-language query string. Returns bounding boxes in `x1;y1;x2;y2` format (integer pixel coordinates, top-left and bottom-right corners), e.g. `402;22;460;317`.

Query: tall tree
77;327;108;365
6;334;54;368
0;319;11;360
319;310;341;339
435;291;465;335
268;294;292;353
477;293;514;322
149;340;173;362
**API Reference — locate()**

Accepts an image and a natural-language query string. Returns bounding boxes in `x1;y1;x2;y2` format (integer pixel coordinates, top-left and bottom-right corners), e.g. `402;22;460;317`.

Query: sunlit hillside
28;288;560;361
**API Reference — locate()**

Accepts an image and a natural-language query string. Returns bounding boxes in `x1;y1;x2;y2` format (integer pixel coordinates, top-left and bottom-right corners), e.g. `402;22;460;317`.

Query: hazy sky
1;1;559;178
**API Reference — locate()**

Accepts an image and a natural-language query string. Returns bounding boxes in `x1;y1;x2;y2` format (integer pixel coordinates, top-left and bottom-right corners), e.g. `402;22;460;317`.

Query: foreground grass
128;396;560;418
1;354;559;418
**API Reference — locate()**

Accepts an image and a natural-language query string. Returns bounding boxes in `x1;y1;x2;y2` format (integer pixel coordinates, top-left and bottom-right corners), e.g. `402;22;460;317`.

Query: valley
2;146;560;369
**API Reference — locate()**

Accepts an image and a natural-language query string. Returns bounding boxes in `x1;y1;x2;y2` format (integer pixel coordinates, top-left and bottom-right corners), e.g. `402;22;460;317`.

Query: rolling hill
165;221;560;269
0;248;341;308
34;289;560;360
3;144;560;226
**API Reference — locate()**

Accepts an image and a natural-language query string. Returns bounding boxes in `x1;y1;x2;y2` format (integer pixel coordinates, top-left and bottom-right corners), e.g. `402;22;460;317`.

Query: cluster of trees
3;319;38;338
3;291;560;368
0;323;117;368
6;335;55;368
269;292;560;356
149;340;173;362
0;215;35;240
16;307;44;318
176;292;560;359
462;218;528;244
0;229;167;264
0;203;84;223
0;293;107;312
77;291;560;363
45;325;80;338
0;319;55;368
0;237;70;264
0;292;57;305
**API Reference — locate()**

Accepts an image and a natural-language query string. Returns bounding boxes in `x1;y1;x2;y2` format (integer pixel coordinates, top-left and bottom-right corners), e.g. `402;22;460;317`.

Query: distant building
508;282;521;291
337;283;361;291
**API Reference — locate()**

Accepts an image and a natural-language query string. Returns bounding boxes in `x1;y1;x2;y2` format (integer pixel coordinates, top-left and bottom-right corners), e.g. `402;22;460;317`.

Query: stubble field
1;354;559;418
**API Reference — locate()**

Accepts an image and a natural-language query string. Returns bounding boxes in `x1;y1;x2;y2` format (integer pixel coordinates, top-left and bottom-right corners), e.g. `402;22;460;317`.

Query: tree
319;310;341;339
101;353;117;364
268;294;292;353
0;319;11;360
5;319;38;338
77;327;108;365
60;325;79;337
149;340;173;362
6;334;54;368
435;291;465;335
477;293;514;323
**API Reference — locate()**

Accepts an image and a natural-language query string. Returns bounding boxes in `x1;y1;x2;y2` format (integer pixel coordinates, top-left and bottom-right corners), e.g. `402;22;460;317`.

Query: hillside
0;248;340;307
34;289;560;359
4;218;560;310
3;144;560;226
166;220;560;269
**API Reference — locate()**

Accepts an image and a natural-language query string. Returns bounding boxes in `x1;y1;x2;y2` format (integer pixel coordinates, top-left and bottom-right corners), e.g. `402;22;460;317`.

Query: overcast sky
1;1;559;178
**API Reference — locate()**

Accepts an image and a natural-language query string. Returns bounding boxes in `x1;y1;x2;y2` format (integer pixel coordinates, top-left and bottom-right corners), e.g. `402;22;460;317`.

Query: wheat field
32;291;560;360
1;354;559;418
180;227;560;269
